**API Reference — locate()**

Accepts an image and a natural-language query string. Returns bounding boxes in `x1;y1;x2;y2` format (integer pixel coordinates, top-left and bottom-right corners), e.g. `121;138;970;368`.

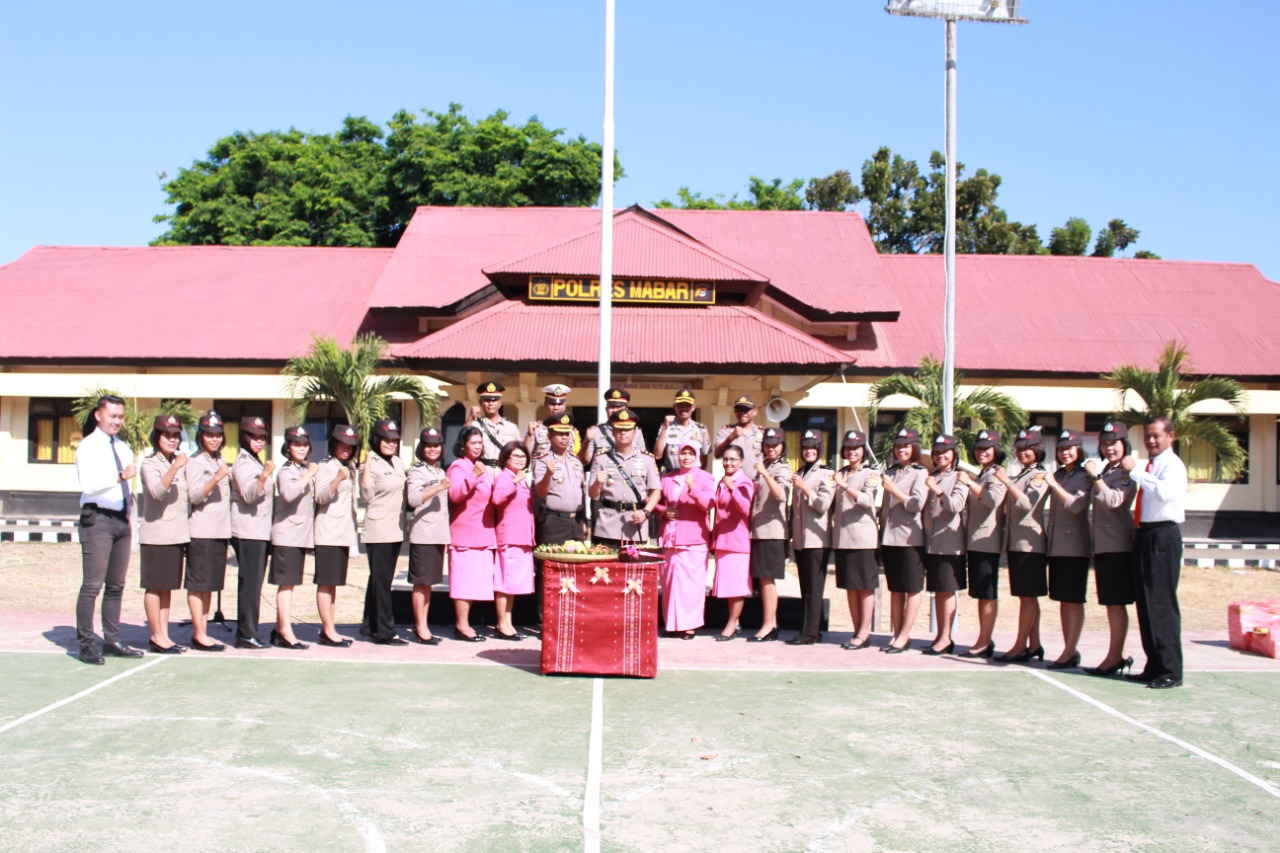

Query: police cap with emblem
419;427;443;446
1057;429;1083;448
330;424;359;446
544;413;575;433
841;430;867;449
372;419;401;441
1014;427;1044;450
607;407;638;429
1097;421;1131;454
674;388;697;405
543;383;570;404
153;414;183;433
762;427;784;446
932;434;958;453
604;387;631;405
239;416;269;437
733;395;756;410
284;425;310;443
800;429;823;449
973;429;1000;449
197;412;225;435
893;427;921;446
477;381;505;401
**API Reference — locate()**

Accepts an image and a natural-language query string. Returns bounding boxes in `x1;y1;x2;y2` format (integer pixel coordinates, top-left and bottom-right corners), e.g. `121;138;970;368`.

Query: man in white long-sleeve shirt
74;395;145;664
1121;416;1187;689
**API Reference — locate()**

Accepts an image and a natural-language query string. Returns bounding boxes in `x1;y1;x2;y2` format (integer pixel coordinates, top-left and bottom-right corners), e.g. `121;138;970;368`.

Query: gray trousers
76;511;132;649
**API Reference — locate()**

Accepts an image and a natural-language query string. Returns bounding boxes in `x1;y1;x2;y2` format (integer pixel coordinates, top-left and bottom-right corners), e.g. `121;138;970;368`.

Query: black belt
479;457;498;467
1138;520;1178;529
601;500;642;512
84;503;128;522
543;509;583;520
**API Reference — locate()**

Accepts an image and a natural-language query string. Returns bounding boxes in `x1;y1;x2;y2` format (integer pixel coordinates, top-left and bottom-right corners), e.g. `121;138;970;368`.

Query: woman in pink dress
447;426;496;642
711;445;755;640
657;439;715;639
491;441;535;641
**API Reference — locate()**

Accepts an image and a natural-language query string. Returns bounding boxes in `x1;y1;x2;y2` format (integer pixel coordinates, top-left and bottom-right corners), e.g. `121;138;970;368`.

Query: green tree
866;356;1027;462
282;334;438;455
655;176;804;211
804;169;860;212
1104;341;1247;480
1048;217;1093;256
71;390;198;456
1091;218;1140;258
155;105;617;248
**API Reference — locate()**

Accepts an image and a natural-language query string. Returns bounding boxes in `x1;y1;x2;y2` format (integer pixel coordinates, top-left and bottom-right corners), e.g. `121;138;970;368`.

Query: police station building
2;205;1278;538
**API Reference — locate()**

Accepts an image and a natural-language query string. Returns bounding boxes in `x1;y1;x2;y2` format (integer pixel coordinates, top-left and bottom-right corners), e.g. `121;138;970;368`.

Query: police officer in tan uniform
230;416;274;649
313;424;359;647
714;395;766;472
923;434;967;655
831;430;880;650
185;411;231;652
466;381;521;466
361;418;408;645
139;414;190;654
879;428;929;653
526;383;579;458
587;407;660;547
1082;422;1139;676
582;387;647;465
654;388;712;472
1042;428;1093;670
534;413;588;546
406;426;450;645
787;429;835;645
994;427;1051;663
956;429;1007;659
747;427;792;642
268;425;317;650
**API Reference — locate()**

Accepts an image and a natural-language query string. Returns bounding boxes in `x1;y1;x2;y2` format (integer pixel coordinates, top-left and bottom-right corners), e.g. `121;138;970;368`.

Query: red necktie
1133;459;1154;524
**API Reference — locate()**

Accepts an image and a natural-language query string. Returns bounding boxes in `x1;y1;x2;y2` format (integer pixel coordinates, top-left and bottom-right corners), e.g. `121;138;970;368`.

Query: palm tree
283;333;438;452
867;356;1027;461
72;389;197;453
1104;341;1247;480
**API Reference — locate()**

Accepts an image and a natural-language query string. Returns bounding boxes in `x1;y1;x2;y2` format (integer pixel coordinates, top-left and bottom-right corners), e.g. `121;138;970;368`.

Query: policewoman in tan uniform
879;428;929;653
467;381;522;466
830;430;880;650
994;428;1050;663
787;430;835;645
361;418;408;645
406;427;450;645
654;388;712;472
956;429;1007;658
923;434;967;656
588;407;660;547
313;424;359;647
1043;429;1093;670
747;427;791;642
230;416;274;649
1082;422;1138;677
268;425;317;651
534;413;587;546
185;412;231;652
139;414;190;654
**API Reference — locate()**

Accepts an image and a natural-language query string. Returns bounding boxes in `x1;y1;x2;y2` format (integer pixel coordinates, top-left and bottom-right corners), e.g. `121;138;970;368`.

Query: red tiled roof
859;254;1280;377
392;302;853;373
369;206;900;319
483;209;768;282
0;245;390;361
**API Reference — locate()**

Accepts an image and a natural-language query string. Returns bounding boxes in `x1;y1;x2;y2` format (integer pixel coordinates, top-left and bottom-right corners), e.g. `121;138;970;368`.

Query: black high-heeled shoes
959;644;994;659
921;641;955;656
746;627;779;643
1083;655;1134;677
995;645;1044;663
1046;652;1081;671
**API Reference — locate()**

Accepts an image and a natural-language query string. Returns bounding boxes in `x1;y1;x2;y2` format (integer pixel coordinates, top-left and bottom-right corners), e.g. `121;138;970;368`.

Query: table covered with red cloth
540;559;661;677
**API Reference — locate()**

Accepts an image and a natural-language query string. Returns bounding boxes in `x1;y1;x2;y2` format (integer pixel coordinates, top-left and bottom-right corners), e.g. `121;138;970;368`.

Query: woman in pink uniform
447;426;496;642
657;440;715;639
491;441;535;641
711;445;755;640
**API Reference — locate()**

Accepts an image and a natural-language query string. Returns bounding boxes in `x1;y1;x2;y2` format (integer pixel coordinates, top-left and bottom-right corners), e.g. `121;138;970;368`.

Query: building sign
528;275;715;305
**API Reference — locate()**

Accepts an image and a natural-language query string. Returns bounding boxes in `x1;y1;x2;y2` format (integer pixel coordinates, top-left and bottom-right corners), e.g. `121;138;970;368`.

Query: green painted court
2;648;1277;853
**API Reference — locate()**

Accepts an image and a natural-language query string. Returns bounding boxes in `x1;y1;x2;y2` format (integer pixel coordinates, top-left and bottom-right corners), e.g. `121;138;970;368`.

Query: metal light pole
597;0;616;428
886;1;1028;434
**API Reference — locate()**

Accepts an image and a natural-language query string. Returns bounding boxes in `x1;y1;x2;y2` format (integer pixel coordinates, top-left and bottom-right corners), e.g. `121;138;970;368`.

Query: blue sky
2;1;1277;279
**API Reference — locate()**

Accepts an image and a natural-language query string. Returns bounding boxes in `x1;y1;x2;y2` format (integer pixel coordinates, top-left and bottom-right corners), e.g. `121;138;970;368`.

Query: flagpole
597;0;616;427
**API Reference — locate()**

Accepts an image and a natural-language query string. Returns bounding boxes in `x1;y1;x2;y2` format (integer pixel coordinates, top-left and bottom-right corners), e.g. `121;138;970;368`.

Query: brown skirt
140;544;184;590
185;538;228;592
408;543;445;587
834;549;879;590
313;545;350;587
269;545;307;586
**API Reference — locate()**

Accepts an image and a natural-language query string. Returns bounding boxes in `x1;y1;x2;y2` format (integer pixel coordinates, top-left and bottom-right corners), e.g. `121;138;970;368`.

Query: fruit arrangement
534;540;618;561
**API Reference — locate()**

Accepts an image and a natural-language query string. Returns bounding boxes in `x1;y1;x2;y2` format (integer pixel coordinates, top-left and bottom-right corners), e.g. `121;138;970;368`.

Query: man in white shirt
1121;416;1187;689
74;395;144;664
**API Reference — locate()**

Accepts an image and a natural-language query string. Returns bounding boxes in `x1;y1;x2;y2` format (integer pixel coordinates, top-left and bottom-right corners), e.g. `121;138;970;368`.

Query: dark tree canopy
657;146;1152;259
154;104;620;248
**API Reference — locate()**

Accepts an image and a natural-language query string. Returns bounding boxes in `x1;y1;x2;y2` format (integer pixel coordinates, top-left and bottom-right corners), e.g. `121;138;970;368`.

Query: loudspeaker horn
763;397;791;423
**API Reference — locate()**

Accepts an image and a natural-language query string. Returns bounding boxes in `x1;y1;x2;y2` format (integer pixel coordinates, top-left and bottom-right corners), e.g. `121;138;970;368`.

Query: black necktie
110;436;130;513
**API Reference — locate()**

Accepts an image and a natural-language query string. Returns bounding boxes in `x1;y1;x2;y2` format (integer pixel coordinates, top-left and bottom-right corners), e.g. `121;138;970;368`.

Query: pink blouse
491;468;535;547
447;458;496;548
657;467;714;548
712;469;755;553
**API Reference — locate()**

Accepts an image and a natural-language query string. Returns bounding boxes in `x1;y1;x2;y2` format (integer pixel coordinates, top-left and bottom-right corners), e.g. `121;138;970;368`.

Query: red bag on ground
1228;599;1280;659
541;559;660;677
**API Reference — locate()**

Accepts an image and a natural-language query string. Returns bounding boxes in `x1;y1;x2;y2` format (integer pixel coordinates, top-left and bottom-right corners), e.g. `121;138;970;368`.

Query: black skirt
140;544;184;591
1094;552;1135;606
925;553;966;593
882;545;925;593
1006;551;1048;598
749;539;787;580
185;538;228;592
269;545;307;586
1048;556;1090;604
408;543;445;586
313;545;350;586
966;551;1001;600
834;549;879;590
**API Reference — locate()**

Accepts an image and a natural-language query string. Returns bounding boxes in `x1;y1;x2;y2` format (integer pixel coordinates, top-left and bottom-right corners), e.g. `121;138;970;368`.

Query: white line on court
583;677;604;853
1029;670;1280;801
0;655;167;736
